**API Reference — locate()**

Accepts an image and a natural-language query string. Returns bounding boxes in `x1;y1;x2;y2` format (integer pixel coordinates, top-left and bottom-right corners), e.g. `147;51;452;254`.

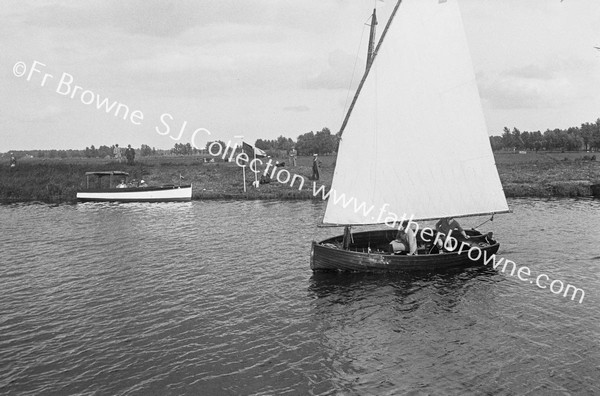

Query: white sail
322;0;509;225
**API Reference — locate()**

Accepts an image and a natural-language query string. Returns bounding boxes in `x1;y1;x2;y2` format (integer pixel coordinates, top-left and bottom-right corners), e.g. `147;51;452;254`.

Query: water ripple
0;199;599;395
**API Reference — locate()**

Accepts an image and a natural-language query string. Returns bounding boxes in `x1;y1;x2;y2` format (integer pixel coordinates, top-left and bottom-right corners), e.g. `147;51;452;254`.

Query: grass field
0;154;337;203
1;151;598;203
494;151;599;197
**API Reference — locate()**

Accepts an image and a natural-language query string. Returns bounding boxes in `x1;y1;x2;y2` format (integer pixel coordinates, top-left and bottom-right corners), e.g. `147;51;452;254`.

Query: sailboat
310;0;510;272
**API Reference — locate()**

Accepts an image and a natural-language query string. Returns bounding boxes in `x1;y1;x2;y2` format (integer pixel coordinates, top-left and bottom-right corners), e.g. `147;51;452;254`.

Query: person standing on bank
113;144;122;163
125;144;135;165
9;153;16;168
312;153;320;180
289;147;297;167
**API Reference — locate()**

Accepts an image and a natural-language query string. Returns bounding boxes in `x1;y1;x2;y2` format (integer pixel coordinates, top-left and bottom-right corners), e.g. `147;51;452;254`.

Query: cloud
305;50;362;90
18;0;347;38
478;61;584;110
283;105;310;112
24;105;65;121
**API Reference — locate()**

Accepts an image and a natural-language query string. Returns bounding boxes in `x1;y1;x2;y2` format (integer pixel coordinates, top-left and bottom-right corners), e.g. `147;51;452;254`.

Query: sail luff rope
337;0;403;139
341;18;370;126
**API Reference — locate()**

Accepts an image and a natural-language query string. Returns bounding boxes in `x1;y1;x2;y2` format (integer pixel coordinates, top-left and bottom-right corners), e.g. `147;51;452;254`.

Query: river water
0;198;599;395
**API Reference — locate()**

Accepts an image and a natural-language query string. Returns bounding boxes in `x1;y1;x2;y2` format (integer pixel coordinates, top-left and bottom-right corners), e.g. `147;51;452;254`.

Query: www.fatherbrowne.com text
210;140;585;304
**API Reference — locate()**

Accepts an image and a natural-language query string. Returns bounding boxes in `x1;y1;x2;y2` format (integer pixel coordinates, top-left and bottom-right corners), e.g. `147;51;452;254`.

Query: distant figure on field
116;179;127;188
9;153;16;168
114;144;122;163
289;147;297;167
312;154;320;180
125;144;135;165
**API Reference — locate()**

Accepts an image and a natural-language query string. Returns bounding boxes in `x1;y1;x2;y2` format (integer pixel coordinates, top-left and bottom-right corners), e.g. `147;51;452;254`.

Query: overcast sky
1;0;599;151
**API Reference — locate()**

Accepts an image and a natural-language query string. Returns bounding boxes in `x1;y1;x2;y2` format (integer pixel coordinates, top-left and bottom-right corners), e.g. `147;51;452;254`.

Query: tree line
490;119;600;152
6;118;600;159
205;127;340;158
254;127;339;156
6;144;167;159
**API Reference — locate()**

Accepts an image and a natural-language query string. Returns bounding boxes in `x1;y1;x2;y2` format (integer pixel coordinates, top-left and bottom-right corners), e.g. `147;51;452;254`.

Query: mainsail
322;0;509;225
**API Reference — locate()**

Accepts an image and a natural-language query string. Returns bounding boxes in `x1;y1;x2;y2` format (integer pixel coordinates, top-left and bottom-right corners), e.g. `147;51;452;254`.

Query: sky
1;0;599;151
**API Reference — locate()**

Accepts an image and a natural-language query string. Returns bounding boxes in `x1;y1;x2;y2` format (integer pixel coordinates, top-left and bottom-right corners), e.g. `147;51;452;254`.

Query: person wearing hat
9;152;16;168
312;153;320;180
125;144;135;165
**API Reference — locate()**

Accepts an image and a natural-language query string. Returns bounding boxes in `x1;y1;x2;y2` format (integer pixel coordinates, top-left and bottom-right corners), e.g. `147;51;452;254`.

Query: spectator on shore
312;154;320;180
116;179;127;188
289;147;297;167
125;144;135;165
9;153;16;168
114;144;122;163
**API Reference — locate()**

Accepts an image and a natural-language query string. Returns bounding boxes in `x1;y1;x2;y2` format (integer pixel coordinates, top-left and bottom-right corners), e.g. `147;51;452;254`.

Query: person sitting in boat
435;217;469;251
389;221;417;255
116;179;127;188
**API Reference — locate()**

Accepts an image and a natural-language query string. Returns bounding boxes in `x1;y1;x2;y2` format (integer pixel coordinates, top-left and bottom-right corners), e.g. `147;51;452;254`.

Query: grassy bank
0;155;335;203
1;151;598;203
495;151;599;197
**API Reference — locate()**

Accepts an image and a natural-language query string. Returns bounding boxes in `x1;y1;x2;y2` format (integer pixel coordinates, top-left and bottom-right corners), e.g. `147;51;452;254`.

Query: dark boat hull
311;228;500;272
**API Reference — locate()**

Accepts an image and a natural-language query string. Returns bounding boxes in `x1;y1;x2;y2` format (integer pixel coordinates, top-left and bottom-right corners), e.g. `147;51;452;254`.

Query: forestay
322;0;509;225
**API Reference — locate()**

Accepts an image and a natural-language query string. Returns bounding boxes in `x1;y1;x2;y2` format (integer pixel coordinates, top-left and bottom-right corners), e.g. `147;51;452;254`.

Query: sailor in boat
435;217;469;252
389;221;417;255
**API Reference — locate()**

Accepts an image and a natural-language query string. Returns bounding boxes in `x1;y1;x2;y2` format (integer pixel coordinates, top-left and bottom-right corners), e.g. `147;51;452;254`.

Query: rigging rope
340;17;370;126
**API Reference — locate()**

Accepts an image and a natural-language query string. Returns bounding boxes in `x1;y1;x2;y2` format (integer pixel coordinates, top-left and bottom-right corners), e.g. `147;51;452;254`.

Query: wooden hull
77;185;192;202
311;229;500;272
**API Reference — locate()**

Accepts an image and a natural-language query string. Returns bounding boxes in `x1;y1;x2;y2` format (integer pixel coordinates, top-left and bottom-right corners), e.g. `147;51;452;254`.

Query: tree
501;127;514;150
314;128;336;154
296;131;315;156
172;142;193;155
85;145;98;158
140;144;153;157
489;136;503;151
295;127;338;155
511;128;524;150
97;145;112;158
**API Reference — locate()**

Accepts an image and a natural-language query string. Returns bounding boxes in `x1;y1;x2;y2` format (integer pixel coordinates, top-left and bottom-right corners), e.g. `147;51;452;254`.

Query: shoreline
1;152;599;204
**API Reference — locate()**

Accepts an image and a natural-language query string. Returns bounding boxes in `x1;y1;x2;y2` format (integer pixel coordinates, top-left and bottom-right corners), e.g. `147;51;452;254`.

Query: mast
338;0;403;138
366;9;378;69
